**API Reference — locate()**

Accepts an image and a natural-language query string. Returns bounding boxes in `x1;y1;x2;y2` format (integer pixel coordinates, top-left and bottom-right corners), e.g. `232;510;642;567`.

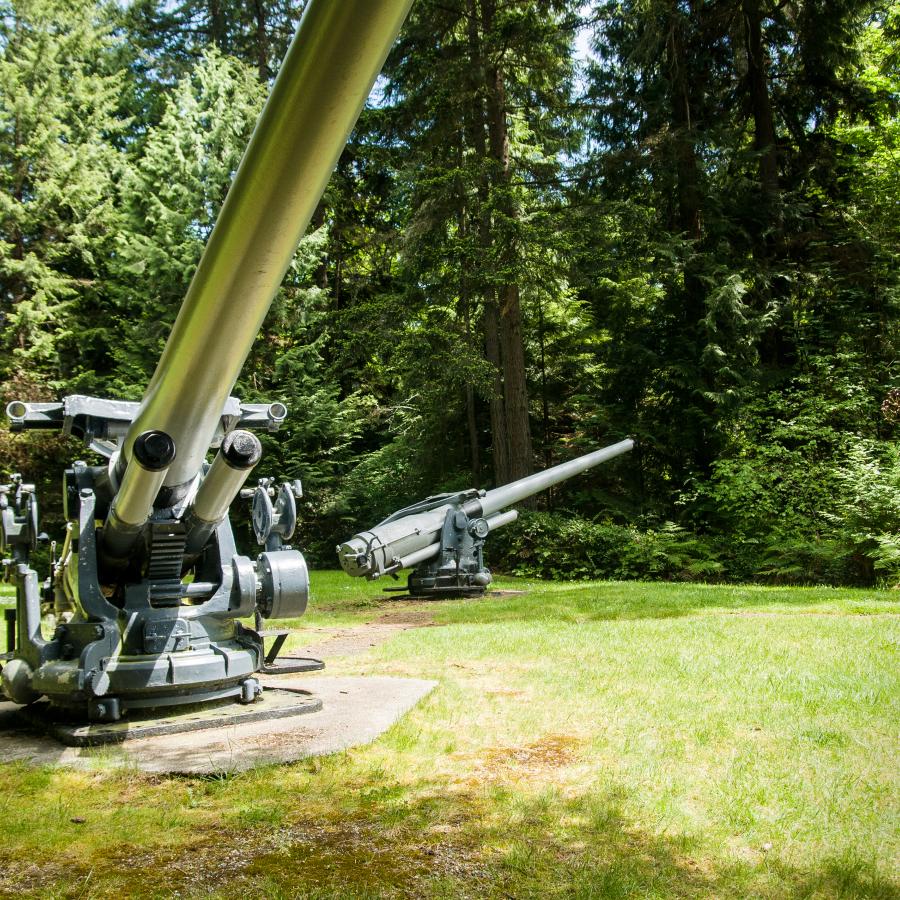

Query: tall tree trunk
253;0;269;81
742;0;788;367
482;0;533;484
467;0;509;484
666;2;714;474
208;0;225;49
743;0;779;221
499;284;533;483
666;12;702;245
457;139;481;483
536;294;552;473
484;295;510;483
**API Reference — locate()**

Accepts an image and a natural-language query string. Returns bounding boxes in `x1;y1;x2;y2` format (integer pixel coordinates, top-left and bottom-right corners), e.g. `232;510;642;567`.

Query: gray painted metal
6;397;285;459
338;440;635;583
0;0;415;723
394;508;519;571
22;688;322;747
473;439;635;518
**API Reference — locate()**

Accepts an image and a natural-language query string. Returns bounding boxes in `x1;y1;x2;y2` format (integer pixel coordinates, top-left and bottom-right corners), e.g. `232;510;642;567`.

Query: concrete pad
0;675;437;774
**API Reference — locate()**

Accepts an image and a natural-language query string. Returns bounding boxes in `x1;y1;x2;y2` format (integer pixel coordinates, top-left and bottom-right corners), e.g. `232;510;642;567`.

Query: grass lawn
0;574;897;898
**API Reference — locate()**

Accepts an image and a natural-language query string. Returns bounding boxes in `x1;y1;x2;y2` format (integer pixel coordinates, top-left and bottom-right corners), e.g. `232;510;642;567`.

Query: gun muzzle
102;430;176;561
338;503;452;579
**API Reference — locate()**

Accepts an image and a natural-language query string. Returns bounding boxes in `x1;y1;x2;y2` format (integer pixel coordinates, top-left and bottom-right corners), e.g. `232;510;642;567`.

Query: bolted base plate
19;687;322;747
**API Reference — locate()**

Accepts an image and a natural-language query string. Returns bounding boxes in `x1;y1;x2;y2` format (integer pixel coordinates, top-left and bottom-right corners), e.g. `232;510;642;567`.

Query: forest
0;0;897;586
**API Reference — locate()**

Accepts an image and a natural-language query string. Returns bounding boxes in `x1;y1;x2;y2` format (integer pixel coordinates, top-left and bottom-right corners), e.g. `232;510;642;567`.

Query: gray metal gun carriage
0;0;415;728
338;439;634;599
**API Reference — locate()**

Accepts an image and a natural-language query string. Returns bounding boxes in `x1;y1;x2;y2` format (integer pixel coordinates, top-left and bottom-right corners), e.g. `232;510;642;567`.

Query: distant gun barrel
338;439;634;597
471;439;634;519
120;0;414;501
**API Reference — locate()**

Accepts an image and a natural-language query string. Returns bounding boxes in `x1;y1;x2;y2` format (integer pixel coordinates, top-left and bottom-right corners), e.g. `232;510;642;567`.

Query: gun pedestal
0;0;415;732
1;400;310;726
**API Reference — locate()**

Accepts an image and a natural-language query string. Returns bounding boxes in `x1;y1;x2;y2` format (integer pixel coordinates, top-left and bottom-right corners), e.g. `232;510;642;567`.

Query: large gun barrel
338;439;634;598
121;0;414;499
473;439;635;518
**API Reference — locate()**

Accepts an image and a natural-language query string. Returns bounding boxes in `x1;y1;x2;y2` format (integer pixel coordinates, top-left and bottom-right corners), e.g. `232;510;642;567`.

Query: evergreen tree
108;48;265;391
362;0;580;490
577;0;898;501
123;0;302;87
0;0;128;396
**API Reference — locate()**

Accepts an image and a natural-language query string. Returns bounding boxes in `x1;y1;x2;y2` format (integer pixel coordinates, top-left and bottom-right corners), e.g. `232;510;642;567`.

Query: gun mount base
1;408;312;726
383;577;491;601
19;686;322;747
371;505;498;600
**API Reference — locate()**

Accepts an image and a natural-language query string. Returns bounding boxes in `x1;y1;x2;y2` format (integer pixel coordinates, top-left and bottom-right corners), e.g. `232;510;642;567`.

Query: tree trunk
743;0;779;222
457;137;481;483
499;284;533;482
467;0;508;484
536;294;552;473
482;0;533;484
665;2;715;474
208;0;225;49
484;295;510;483
742;0;787;368
666;12;702;244
253;0;269;81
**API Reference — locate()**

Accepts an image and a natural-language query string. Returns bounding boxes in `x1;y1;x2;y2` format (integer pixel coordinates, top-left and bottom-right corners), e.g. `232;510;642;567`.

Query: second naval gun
338;439;634;598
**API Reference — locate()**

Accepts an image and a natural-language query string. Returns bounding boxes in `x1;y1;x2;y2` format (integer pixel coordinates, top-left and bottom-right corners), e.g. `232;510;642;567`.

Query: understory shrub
487;513;884;587
487;512;724;582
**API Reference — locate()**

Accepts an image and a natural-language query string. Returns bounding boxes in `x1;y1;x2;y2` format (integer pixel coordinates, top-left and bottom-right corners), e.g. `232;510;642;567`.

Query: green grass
0;574;898;898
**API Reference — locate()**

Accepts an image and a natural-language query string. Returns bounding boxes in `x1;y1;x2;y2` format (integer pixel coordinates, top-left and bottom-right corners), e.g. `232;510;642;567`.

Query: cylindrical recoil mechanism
338;439;635;580
120;0;416;500
183;430;263;560
102;431;176;561
256;550;309;620
383;509;520;575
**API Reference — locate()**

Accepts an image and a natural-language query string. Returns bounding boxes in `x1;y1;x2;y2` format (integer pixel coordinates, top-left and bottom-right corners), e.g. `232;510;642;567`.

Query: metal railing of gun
1;0;414;724
338;439;634;599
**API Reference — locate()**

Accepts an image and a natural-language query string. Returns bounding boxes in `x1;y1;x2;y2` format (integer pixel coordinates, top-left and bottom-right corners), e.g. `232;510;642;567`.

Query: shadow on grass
6;770;896;900
186;779;900;900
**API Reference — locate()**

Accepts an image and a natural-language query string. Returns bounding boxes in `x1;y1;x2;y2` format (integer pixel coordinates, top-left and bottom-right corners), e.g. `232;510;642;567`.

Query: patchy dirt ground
294;605;442;659
0;813;490;899
463;735;586;783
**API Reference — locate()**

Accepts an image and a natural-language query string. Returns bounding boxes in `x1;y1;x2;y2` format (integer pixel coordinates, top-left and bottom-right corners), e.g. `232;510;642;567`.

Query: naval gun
0;0;414;725
338;439;634;598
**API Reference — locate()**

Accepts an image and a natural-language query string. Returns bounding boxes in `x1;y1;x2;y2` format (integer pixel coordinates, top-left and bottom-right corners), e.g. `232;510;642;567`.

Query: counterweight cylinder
183;431;262;560
121;0;415;497
102;431;176;561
